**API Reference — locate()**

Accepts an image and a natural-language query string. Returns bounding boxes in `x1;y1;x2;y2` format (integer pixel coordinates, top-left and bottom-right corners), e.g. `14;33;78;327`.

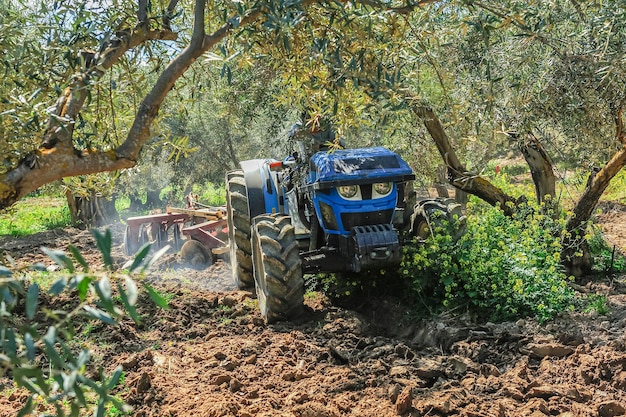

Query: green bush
402;199;575;322
489;170;537;201
316;269;402;303
154;182;226;208
582;293;609;315
114;194;131;215
193;182;226;206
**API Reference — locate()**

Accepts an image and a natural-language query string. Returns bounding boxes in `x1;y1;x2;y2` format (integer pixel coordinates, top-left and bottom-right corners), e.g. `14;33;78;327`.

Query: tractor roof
308;147;414;188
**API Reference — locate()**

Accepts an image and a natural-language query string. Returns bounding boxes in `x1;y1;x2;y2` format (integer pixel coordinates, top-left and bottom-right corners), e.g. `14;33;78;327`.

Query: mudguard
240;159;280;218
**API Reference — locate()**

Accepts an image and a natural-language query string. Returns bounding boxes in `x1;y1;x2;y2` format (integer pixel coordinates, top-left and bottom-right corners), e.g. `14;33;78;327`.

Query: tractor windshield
308;147;414;188
333;155;401;174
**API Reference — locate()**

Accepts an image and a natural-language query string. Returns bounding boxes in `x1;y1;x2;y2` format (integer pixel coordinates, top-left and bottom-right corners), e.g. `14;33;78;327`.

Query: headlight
338;185;358;199
373;182;392;196
319;202;338;230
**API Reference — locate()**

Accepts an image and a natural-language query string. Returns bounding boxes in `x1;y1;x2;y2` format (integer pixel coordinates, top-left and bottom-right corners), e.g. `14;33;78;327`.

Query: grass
0;196;71;236
588;226;626;273
603;168;626;203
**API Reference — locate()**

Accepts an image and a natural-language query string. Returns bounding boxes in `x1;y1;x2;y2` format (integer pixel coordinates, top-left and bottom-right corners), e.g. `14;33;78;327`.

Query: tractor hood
306;147;415;189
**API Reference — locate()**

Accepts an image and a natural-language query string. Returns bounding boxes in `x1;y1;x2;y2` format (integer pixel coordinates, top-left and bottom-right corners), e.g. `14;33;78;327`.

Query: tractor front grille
341;209;394;230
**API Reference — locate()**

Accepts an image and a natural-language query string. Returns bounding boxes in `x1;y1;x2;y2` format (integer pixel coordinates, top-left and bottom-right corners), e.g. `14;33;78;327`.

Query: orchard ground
0;203;626;416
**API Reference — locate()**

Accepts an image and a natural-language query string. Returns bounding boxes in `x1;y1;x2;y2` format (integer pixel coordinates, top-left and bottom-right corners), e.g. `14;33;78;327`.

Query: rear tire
226;170;254;288
251;214;304;323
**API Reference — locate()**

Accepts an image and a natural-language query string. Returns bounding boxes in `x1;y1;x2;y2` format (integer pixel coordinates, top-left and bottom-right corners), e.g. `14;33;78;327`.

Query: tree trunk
562;145;626;277
434;165;450;198
455;189;469;205
514;132;593;276
561;105;626;278
129;195;144;212
145;190;163;210
65;189;79;225
66;190;119;229
412;105;519;215
517;133;556;205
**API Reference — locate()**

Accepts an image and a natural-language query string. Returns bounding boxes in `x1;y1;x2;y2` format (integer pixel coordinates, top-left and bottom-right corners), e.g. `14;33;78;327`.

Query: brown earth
596;202;626;255
1;205;626;417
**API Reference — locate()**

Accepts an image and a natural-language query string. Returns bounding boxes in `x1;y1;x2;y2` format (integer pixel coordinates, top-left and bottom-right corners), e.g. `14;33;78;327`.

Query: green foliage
318;272;374;299
0;229;168;416
0;197;71;236
583;294;609;316
115;195;131;215
434;0;626;168
105;399;127;417
315;267;407;306
193;182;226;207
402;200;575;322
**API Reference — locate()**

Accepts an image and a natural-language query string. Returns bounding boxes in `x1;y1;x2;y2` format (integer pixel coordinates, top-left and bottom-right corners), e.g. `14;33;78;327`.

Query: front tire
409;197;466;241
226;170;254;288
251;214;304;323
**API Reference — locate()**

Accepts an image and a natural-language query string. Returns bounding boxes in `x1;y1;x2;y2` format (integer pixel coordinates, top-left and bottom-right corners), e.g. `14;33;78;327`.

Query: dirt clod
395;386;412;415
526;343;575;358
598;401;626;417
135;372;152;393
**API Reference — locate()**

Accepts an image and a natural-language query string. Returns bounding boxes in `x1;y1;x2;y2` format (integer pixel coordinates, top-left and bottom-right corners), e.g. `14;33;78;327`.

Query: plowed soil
1;203;626;417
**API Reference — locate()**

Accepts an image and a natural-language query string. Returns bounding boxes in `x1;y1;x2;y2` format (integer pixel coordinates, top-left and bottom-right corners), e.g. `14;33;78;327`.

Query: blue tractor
225;144;463;322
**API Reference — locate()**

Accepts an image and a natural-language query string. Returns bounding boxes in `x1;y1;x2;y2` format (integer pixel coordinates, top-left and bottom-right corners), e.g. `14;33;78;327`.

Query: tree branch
138;0;148;25
0;150;134;208
569;0;586;21
0;6;177;209
353;0;439;14
472;1;566;59
517;132;556;205
614;104;626;145
117;1;268;161
40;20;178;152
164;0;180;30
410;103;519;216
